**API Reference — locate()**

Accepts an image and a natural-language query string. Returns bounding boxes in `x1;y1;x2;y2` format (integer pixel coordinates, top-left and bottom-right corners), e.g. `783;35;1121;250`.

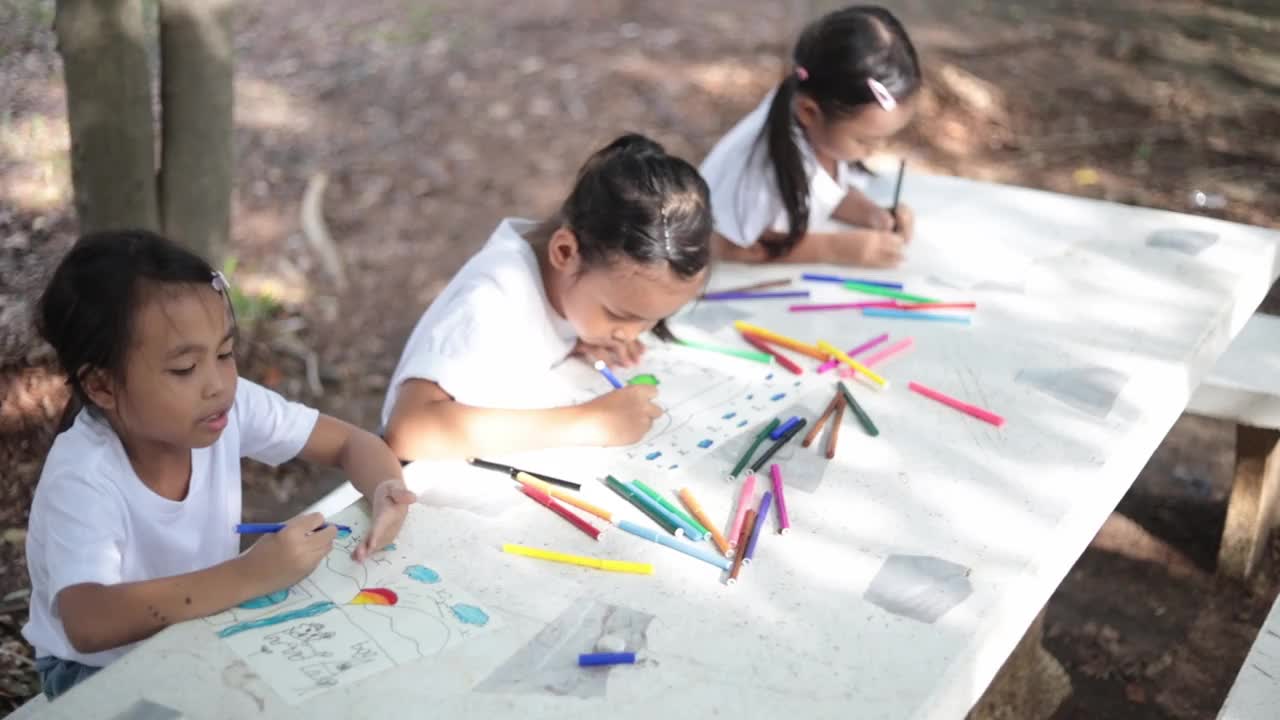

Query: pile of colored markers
699;273;977;325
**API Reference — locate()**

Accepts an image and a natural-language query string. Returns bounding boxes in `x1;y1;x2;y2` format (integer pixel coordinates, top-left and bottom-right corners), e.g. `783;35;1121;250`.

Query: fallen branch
300;172;348;290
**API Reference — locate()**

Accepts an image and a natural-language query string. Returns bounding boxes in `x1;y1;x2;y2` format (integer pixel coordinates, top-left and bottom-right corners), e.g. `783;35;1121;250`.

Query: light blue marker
616;520;730;571
862;308;972;324
626;482;705;541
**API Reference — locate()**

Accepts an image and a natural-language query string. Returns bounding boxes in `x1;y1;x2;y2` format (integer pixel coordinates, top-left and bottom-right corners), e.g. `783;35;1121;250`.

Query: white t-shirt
699;90;871;248
381;218;579;425
22;378;319;667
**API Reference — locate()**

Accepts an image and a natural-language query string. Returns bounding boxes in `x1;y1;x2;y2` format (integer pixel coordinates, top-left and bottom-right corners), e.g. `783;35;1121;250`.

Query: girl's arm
383;378;660;462
296;416;418;560
57;513;334;654
713;230;904;267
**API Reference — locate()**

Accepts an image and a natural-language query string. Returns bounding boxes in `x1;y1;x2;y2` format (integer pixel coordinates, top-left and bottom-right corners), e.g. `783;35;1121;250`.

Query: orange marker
733;321;827;361
678;487;731;557
515;472;613;524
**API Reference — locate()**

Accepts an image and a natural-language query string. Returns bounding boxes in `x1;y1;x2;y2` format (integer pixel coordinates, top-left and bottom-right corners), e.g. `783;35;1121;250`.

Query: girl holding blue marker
23;232;416;699
383;134;714;461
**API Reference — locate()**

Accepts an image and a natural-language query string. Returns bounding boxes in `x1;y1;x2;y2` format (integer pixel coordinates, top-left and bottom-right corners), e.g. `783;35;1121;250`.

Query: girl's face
87;285;239;452
543;228;707;351
796;95;914;164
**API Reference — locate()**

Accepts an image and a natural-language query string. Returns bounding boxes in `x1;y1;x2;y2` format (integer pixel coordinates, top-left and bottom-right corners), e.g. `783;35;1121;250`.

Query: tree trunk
55;0;159;234
158;0;234;264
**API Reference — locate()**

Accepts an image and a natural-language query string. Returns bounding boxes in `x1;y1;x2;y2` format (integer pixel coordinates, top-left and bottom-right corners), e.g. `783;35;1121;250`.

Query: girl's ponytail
760;73;810;259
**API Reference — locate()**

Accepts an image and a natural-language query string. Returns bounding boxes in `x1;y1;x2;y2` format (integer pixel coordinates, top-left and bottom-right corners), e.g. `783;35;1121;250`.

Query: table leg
968;607;1071;720
1217;425;1280;580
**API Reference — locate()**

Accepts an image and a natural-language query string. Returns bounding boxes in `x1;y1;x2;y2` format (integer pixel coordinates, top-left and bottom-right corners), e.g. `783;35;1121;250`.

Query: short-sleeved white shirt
699;90;871;248
381;218;579;425
22;378;318;666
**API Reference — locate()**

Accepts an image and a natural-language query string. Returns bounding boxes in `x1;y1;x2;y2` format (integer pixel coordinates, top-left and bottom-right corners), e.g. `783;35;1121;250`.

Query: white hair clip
211;270;231;294
867;78;897;112
660;206;675;258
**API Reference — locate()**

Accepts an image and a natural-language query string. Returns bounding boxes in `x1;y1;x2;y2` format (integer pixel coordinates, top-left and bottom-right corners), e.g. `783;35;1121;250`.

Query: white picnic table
35;171;1280;719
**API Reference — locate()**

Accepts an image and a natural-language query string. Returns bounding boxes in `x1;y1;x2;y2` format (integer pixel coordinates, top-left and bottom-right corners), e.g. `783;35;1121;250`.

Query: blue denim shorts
35;656;100;700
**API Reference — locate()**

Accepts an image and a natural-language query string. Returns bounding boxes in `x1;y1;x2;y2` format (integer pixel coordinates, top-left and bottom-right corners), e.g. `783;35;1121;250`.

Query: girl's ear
80;366;119;412
547;227;583;275
792;94;823;133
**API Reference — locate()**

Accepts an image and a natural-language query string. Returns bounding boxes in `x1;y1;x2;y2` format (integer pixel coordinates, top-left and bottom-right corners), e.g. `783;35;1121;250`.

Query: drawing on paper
205;505;499;704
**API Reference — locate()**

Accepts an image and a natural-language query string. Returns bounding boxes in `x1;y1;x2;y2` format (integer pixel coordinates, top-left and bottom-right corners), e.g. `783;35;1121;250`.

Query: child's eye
168;365;196;376
217;350;235;361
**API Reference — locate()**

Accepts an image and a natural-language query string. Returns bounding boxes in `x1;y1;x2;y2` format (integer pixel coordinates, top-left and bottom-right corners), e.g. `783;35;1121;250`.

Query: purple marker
817;333;890;374
701;290;811;301
802;273;903;290
743;490;773;563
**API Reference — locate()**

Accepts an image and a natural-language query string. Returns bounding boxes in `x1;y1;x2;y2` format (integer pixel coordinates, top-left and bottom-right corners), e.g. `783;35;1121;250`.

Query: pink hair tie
867;78;897;111
794;66;809;82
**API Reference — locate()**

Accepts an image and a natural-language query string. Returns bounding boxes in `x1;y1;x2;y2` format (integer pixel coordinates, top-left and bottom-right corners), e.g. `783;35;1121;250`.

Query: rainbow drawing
349;588;398;606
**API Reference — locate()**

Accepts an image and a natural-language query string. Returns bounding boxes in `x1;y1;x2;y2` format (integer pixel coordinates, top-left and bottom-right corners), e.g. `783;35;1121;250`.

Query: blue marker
616;520;731;571
861;308;971;324
743;491;772;563
593;360;625;389
235;522;352;535
579;652;636;667
770;416;801;440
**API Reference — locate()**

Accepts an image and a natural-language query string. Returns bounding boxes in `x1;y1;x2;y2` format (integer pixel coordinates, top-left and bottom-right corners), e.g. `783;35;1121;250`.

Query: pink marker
908;381;1006;427
770;464;790;535
728;474;757;548
817;333;889;374
842;337;915;378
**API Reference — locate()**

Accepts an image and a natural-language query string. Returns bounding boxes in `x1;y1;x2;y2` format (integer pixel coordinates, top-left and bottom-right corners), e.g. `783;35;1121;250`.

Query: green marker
628;374;659;386
843;281;938;305
730;418;781;478
676;338;773;364
632;480;708;536
837;382;880;437
603;475;680;535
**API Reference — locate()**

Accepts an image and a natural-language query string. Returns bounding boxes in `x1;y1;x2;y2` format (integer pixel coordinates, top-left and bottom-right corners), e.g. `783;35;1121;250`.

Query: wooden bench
1187;312;1280;580
1218;591;1280;719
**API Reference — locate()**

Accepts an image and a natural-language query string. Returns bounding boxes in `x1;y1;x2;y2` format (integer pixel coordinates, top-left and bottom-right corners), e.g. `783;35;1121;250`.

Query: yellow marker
733;321;827;361
678;487;731;557
514;472;613;524
816;340;889;389
502;543;654;575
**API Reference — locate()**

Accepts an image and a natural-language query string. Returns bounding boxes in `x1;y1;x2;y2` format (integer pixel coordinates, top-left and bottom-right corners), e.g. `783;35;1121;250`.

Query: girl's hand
241;512;337;589
354;479;417;562
574;338;646;368
829;229;906;268
578;385;662;446
835;189;895;231
891;203;915;243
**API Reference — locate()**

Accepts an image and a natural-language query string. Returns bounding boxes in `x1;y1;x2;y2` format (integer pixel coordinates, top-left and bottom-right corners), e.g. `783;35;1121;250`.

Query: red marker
520;485;602;540
741;333;804;375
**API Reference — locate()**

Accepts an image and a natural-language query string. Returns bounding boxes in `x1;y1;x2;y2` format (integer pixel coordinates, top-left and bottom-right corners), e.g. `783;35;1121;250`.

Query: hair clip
794;66;809;82
660;206;675;258
211;270;231;294
867;78;897;111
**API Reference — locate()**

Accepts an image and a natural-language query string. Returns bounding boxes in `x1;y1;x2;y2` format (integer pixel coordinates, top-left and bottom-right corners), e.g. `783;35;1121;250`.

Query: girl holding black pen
700;5;921;268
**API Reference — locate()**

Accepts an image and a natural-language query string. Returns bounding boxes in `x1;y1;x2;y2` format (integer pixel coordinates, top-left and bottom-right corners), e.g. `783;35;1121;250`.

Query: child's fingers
388;487;418;505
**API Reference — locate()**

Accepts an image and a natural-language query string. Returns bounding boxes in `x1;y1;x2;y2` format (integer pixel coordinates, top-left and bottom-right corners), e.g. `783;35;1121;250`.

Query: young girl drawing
382;133;713;462
700;5;922;267
23;231;416;699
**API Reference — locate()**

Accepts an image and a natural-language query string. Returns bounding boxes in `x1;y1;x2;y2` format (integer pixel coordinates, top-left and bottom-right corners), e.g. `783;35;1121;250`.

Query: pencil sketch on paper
204;505;498;704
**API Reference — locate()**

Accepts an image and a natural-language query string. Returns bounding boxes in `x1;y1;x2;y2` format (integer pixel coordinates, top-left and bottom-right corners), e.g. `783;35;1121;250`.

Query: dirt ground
2;0;1279;715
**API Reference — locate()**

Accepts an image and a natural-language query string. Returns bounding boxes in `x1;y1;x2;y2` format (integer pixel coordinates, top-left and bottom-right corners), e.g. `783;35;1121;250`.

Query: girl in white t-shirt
23;230;416;699
700;5;922;267
383;133;712;462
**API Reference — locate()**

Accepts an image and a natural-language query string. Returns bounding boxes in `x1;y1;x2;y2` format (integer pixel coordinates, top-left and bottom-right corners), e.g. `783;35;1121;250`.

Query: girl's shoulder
35;413;129;502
